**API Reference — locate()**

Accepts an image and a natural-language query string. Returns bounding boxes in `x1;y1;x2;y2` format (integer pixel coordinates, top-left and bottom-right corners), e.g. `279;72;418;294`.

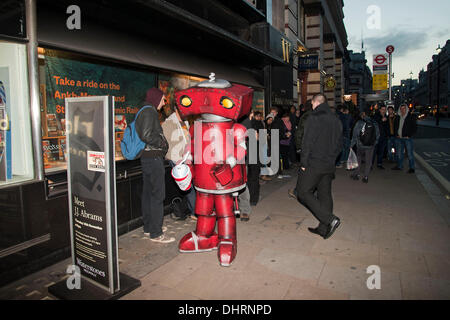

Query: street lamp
436;44;442;127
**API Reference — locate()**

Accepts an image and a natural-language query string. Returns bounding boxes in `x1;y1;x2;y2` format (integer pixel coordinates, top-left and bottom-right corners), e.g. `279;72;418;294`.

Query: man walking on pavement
392;104;417;173
350;110;380;183
296;94;343;239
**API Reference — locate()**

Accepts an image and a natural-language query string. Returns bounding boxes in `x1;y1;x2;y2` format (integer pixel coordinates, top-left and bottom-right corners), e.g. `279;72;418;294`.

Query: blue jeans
396;138;415;170
387;137;397;162
339;137;351;165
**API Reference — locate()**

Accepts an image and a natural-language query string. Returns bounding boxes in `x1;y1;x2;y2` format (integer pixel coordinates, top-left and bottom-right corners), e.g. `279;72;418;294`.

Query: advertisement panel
65;96;119;294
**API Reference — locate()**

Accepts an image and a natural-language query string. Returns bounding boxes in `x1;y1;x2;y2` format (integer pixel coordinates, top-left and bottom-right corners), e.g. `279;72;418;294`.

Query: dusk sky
343;0;450;85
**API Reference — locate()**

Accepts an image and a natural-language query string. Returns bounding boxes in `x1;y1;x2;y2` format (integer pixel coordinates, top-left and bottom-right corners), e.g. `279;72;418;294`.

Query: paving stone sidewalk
1;164;449;300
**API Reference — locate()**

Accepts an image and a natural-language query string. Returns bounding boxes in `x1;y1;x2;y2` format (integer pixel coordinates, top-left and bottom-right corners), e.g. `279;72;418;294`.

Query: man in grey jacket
350;110;380;183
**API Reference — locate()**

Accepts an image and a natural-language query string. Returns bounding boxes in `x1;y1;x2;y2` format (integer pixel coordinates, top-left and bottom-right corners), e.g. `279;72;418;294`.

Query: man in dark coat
392;104;417;173
296;94;343;239
372;104;389;169
135;88;174;243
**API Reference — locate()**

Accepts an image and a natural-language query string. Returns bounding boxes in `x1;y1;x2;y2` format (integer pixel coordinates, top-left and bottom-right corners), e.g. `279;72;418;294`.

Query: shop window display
0;41;34;187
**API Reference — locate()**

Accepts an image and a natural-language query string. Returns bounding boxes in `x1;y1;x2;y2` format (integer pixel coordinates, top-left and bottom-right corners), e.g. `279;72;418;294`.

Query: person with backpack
135;87;174;243
350;110;380;183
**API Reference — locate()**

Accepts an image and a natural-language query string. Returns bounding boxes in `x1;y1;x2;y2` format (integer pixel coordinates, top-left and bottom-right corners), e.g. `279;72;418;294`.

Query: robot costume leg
215;194;237;267
179;192;218;253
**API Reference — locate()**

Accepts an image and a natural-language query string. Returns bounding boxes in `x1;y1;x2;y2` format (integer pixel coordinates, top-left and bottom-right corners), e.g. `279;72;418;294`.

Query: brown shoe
261;175;272;181
240;213;250;222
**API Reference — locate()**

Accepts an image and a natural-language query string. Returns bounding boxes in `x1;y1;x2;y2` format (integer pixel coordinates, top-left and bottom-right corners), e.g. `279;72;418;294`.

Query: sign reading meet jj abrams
66;96;119;294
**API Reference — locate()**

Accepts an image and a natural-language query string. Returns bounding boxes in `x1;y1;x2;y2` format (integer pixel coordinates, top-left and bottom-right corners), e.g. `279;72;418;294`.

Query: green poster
44;52;157;125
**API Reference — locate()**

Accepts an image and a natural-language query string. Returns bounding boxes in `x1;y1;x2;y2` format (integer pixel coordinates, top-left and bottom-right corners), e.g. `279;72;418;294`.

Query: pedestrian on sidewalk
296;93;343;239
335;105;354;169
136;87;175;243
280;112;293;171
350;110;380;183
372;103;389;169
386;106;397;163
161;103;197;221
288;99;312;199
392;104;417;174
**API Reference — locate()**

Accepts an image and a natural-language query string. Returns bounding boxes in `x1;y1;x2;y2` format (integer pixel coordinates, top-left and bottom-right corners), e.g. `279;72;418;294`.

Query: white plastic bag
346;148;359;170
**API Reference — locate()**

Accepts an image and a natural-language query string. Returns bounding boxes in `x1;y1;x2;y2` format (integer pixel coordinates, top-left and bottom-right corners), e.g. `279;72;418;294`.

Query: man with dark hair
372;104;389;169
350;110;380;183
392;104;417;173
386;106;397;162
296;93;343;240
336;105;354;168
136;88;174;243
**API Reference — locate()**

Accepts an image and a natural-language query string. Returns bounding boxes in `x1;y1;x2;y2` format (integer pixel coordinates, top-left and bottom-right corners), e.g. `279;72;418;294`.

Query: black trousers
296;168;336;234
247;163;261;205
140;157;165;238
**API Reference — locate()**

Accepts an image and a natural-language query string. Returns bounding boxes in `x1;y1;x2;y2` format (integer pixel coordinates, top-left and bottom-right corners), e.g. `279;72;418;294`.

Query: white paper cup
171;164;192;191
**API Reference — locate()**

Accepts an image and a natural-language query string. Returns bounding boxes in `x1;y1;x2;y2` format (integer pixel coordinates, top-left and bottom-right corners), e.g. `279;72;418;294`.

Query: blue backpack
120;106;152;160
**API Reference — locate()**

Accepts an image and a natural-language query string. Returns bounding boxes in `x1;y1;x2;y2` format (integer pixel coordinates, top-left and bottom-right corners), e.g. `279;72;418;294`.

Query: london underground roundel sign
375;55;387;65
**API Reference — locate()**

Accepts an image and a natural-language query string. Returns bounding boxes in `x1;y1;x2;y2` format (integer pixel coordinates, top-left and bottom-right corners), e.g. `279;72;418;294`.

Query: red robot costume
174;74;253;267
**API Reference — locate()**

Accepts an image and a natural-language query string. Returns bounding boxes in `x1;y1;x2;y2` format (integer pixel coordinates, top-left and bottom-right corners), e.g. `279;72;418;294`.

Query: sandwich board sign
48;96;140;299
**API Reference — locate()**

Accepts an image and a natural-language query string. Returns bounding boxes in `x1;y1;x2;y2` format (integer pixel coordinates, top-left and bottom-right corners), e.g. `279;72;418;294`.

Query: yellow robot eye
220;97;235;109
180;95;192;107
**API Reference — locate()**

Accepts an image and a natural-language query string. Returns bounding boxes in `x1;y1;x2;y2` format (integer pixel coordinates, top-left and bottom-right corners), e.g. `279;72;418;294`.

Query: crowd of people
135;87;417;244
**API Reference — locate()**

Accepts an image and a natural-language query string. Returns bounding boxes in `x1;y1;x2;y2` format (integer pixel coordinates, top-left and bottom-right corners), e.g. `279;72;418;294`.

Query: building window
0;41;34;186
38;48;159;173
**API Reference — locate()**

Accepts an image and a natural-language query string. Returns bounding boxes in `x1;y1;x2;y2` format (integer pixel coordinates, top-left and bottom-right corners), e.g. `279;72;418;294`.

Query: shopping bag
346;148;359;170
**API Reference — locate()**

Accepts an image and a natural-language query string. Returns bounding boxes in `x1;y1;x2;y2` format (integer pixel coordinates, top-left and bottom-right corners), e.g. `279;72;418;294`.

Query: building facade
346;50;373;109
0;0;294;286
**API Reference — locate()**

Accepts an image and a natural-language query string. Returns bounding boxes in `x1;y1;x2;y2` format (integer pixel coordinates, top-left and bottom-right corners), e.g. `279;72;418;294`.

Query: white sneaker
150;233;176;244
144;226;167;237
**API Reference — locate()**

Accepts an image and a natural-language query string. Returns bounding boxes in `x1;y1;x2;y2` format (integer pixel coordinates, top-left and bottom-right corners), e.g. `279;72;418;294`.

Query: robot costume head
175;73;253;121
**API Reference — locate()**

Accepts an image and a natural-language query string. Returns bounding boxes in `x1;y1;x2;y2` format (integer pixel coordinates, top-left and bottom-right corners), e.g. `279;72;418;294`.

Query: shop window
38;48;162;173
0;41;34;187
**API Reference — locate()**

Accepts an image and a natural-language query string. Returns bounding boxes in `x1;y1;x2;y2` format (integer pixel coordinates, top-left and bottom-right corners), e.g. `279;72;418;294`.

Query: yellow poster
373;74;388;91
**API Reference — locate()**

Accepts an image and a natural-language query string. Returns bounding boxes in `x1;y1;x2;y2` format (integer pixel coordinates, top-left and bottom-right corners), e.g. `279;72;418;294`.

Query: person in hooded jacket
392;104;417;173
135;87;174;243
350;110;380;183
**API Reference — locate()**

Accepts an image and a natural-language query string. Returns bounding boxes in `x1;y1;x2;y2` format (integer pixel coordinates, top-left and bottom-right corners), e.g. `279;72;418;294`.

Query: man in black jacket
392;104;417;173
297;94;343;239
372;104;389;169
135;87;174;243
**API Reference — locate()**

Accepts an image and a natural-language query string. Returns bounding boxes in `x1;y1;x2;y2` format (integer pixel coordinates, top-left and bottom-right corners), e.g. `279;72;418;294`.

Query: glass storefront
0;41;34;187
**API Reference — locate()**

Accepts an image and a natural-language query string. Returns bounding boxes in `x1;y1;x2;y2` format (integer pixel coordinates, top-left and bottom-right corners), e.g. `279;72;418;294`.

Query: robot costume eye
180;95;192;107
220;97;235;109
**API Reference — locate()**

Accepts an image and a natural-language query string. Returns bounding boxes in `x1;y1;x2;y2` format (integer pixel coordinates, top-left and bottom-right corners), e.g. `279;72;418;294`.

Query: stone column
304;3;323;101
323;35;336;107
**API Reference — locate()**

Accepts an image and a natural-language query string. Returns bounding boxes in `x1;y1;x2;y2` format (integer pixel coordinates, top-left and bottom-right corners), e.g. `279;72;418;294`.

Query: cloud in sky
363;29;428;58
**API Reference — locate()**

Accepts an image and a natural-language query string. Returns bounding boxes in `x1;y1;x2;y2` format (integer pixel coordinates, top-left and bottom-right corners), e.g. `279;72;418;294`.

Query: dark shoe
362;176;369;183
308;227;324;237
288;189;297;199
324;218;341;240
408;169;415;174
391;166;402;171
351;174;360;181
377;165;385;170
240;213;249;222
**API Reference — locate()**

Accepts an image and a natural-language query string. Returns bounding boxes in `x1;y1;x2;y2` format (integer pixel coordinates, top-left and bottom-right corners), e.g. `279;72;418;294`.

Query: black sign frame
66;96;119;294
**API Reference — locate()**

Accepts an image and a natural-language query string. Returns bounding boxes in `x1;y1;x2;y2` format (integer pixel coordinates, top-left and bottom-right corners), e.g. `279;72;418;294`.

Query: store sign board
66;96;119;294
298;55;319;71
